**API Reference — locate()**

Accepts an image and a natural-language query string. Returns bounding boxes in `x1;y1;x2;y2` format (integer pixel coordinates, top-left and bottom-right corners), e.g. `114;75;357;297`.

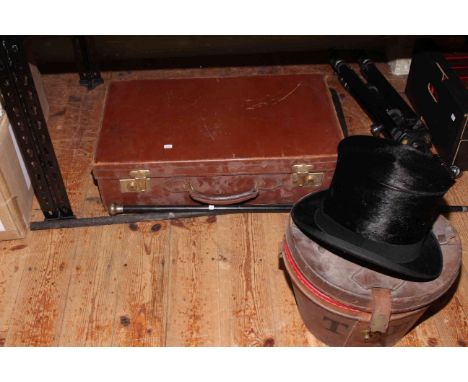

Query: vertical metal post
0;36;74;220
72;36;104;90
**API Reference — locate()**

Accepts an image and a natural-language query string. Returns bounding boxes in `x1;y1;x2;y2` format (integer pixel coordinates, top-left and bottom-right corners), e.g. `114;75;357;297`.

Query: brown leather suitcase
281;215;461;346
93;74;344;209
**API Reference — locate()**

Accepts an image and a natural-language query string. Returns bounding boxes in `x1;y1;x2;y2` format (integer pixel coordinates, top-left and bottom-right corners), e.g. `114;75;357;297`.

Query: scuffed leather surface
95;75;342;163
285;215;461;313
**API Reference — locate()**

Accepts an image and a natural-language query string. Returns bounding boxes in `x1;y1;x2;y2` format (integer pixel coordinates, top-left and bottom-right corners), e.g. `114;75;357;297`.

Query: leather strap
370;288;392;334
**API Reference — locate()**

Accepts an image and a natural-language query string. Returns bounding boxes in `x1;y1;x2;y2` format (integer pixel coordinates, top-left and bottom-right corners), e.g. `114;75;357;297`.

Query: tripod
330;57;433;155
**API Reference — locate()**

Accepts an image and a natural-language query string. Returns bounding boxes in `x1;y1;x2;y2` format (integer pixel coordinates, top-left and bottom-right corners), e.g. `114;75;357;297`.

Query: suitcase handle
189;186;259;205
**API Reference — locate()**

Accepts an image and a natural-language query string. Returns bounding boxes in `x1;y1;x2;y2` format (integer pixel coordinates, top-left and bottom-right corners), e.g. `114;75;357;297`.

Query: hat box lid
284;215;461;313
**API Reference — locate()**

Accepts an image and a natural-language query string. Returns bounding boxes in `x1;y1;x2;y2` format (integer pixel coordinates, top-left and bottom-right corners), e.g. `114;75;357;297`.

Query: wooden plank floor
0;64;466;346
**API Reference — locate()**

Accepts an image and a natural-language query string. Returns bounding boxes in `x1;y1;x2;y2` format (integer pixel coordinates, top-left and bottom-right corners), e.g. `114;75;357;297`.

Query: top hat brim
291;191;443;281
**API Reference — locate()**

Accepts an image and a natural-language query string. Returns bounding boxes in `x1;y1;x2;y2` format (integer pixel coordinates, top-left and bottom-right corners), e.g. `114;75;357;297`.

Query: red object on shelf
444;52;468;89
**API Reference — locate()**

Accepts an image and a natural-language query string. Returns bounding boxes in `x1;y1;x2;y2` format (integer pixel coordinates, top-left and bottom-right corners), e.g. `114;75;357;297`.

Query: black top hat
291;135;454;281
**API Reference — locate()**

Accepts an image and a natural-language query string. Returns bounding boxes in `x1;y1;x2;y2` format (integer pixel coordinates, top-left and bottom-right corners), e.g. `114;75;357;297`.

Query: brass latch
120;169;151;193
291;164;324;187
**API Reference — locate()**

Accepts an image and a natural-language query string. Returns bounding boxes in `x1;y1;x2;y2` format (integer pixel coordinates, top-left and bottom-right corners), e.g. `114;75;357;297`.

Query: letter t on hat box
0;114;34;241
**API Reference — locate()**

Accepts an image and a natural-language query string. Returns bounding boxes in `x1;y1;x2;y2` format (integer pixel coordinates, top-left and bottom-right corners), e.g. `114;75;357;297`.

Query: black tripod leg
330;58;397;134
358;58;418;120
72;36;103;90
329;88;348;137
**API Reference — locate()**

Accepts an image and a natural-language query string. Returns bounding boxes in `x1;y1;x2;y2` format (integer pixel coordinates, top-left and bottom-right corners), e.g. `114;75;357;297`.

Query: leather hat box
281;215;461;346
92;74;344;209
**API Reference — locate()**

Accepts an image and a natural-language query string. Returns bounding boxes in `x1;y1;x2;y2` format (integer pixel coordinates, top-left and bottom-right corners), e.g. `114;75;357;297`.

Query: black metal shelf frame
0;36;75;220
